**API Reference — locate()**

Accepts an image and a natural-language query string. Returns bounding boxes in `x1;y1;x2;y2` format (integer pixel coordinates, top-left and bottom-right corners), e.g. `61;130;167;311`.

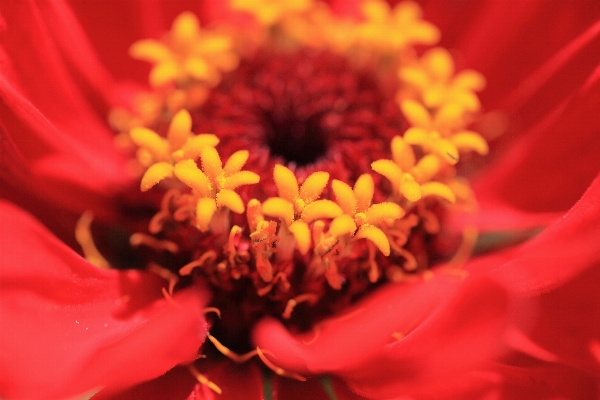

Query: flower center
102;1;490;384
192;47;403;185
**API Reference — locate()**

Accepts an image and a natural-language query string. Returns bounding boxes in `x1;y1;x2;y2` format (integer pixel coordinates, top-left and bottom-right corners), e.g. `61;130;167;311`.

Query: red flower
1;1;600;399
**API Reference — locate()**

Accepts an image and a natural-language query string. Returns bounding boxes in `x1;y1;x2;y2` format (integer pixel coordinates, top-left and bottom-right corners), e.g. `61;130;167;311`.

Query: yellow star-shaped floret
129;109;219;191
356;0;439;52
173;147;260;232
262;165;342;254
372;136;456;204
331;174;404;256
231;0;313;27
399;99;489;165
399;47;486;113
130;12;239;87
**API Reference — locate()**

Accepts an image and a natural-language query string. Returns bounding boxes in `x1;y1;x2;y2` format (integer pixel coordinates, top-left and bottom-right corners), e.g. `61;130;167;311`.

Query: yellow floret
173;147;259;232
330;173;404;255
263;165;339;254
372;136;456;204
356;0;439;52
231;0;313;27
130;12;239;88
129;109;219;192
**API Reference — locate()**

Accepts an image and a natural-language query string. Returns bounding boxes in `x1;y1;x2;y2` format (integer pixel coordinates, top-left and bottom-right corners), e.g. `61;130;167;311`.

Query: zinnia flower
1;1;600;399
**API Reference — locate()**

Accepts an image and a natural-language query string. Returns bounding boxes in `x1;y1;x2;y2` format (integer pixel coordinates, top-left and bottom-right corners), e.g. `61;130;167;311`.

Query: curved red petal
482;173;600;294
0;201;210;400
468;68;600;230
253;272;510;398
95;366;198;400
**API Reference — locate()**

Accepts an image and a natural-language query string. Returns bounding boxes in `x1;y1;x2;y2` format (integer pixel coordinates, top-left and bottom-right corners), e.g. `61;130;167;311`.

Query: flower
1;1;600;399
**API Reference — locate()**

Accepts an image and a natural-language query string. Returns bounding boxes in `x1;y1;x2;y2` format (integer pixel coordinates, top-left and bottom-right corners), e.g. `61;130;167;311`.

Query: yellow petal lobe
201;146;224;183
329;215;357;237
299;171;330;203
365;202;404;226
216;189;245;214
354;174;375;212
331;180;357;215
224;171;260;190
391;135;416;171
400;174;421;202
178;134;220;160
288;220;311;255
301;200;343;224
196;197;217;232
140;162;174;192
262;198;295;226
173;159;213;197
130;127;169;161
371;159;402;186
223;150;250;175
400;99;431;128
273;165;299;202
168;109;192;150
420;182;456;203
451;131;489;155
355;225;391;256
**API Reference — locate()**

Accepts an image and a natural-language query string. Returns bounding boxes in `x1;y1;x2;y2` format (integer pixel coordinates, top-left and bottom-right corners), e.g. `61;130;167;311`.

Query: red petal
422;0;600;112
95;367;198;400
93;355;265;400
468;68;600;230
0;201;210;400
466;174;600;377
483;173;600;294
253;272;510;398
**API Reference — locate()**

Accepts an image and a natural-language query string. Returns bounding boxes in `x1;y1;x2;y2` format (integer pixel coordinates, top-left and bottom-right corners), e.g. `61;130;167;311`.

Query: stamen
148;263;179;295
203;307;222;318
256;347;307;381
179;250;218;275
130;233;179;253
161;287;179;306
282;293;319;319
75;211;111;269
447;225;478;268
207;334;259;364
187;364;222;395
